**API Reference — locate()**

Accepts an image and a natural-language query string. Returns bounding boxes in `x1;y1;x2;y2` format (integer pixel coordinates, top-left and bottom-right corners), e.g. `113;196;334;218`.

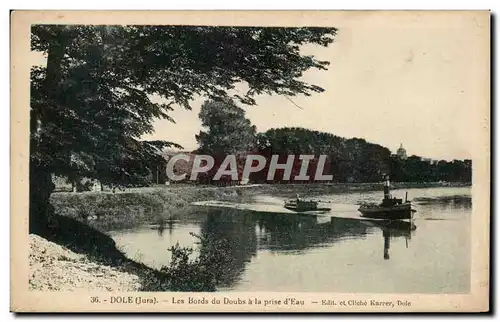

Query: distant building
91;180;103;192
419;157;438;165
396;143;407;160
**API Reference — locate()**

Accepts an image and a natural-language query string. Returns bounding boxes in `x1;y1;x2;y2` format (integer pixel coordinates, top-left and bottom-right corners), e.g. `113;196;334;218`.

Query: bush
159;232;233;291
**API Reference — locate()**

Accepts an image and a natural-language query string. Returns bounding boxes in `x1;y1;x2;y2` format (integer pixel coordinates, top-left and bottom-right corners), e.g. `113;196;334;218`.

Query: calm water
110;187;471;293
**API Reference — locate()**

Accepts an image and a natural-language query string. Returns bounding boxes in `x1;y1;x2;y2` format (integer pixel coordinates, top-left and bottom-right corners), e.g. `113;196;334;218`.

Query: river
110;186;471;293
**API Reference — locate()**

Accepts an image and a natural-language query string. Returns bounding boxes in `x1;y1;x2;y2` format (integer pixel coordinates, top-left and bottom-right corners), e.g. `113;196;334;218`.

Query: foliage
29;24;337;233
195;99;258;184
160;232;233;291
250;127;471;183
252;127;391;183
30;25;337;185
196;99;257;155
389;156;472;183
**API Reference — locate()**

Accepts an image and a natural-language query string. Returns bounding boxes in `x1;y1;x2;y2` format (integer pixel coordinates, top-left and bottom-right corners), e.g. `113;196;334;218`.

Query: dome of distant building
396;143;407;160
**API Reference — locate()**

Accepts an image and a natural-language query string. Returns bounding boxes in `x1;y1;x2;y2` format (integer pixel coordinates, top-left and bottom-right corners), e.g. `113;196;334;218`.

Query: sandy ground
29;234;141;291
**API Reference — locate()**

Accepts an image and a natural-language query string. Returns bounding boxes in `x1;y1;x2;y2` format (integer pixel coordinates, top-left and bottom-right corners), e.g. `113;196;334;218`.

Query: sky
140;12;488;161
31;12;489;161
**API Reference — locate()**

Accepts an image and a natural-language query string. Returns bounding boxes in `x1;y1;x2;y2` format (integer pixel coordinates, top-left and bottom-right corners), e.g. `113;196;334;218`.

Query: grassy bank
50;185;245;231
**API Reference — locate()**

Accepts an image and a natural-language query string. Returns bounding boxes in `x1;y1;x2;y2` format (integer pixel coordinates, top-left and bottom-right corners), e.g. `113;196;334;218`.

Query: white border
4;1;497;321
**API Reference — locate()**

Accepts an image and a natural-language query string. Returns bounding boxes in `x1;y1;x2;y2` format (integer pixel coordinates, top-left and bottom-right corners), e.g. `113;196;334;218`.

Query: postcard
10;10;490;312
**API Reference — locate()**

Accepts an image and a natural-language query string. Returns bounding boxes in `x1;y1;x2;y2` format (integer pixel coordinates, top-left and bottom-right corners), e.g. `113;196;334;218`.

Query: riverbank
50;181;470;231
29;213;202;292
43;181;470;291
29;234;141;291
50;184;246;231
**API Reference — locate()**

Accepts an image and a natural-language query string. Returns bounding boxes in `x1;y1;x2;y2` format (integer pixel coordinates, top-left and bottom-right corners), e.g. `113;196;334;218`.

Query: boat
358;177;417;220
284;196;331;213
358;200;416;220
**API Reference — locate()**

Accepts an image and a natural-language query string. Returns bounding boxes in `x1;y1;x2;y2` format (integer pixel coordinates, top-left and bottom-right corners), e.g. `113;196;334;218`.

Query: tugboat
284;194;331;213
358;176;416;220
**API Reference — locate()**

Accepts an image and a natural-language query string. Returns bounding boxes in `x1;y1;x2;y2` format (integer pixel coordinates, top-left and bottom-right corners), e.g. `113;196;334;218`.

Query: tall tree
195;99;257;184
196;99;257;155
30;25;337;233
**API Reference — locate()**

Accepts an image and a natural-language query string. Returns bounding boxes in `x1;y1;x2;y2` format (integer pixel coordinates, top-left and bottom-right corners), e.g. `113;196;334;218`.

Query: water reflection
383;230;391;260
199;209;374;253
150;205;441;289
253;213;367;252
111;189;471;293
187;208;377;288
378;221;415;260
414;195;472;210
412;195;471;220
152;207;419;287
198;212;258;287
156;217;175;237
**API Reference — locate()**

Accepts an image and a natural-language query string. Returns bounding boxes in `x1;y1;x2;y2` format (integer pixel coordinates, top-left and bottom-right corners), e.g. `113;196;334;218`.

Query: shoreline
29;234;142;292
50;181;471;232
39;181;470;291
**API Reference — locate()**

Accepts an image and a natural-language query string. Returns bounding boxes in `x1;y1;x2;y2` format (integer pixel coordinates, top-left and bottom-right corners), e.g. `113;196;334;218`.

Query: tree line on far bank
179;99;472;185
59;98;472;189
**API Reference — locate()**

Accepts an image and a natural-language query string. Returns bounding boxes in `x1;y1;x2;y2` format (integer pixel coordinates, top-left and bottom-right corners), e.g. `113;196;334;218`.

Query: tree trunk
29;27;69;234
70;176;82;192
29;162;55;235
